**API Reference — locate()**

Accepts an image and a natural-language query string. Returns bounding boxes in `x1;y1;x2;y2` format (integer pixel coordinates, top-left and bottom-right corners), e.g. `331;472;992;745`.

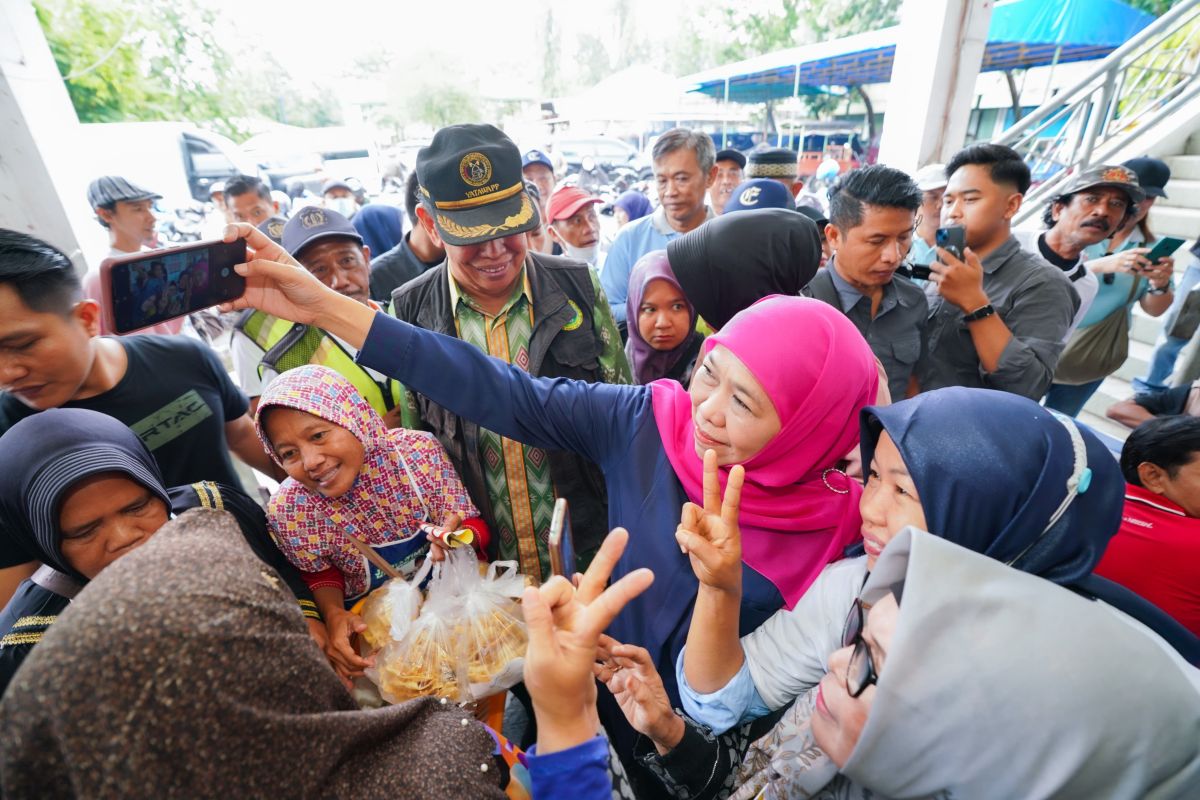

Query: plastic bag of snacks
366;548;528;704
461;558;528;700
358;558;432;652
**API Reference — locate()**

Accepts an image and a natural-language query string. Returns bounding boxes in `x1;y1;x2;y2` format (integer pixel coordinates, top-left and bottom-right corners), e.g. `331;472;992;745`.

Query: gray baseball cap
87;175;161;209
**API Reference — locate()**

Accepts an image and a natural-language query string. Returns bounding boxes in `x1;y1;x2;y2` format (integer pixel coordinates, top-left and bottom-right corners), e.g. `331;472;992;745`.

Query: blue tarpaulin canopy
684;0;1155;103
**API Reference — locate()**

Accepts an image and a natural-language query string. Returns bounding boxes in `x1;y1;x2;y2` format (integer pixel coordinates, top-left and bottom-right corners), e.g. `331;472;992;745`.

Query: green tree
33;0;255;139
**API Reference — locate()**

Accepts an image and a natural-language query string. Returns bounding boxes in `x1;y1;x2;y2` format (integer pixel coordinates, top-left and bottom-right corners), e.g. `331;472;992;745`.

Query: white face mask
562;242;599;264
326;196;357;219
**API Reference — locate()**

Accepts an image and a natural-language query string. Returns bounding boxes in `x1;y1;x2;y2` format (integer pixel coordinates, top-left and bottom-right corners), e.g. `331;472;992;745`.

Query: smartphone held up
936;225;966;263
99;239;247;334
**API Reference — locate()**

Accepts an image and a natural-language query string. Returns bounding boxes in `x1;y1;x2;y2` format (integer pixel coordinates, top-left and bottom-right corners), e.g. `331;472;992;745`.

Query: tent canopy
684;0;1155;103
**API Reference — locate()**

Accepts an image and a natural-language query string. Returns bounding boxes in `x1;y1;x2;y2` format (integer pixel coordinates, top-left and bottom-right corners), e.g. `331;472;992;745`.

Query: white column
876;0;994;174
0;0;97;272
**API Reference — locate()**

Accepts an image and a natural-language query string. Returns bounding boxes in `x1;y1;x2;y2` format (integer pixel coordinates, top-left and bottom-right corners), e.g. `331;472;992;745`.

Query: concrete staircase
1079;132;1200;440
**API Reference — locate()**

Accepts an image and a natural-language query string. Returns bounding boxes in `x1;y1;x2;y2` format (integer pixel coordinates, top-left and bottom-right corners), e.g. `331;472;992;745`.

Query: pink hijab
651;295;878;608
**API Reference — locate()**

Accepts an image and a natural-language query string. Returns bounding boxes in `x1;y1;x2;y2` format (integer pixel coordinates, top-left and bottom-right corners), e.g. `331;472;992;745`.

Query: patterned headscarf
254;366;476;598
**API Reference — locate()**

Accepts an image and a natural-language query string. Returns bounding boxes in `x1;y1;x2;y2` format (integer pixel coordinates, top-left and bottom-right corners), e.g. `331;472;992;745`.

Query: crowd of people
0;118;1198;798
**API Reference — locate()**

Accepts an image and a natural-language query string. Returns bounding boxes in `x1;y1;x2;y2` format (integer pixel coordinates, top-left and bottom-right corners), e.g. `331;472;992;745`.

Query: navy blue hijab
352;204;405;258
859;387;1124;585
0;409;171;582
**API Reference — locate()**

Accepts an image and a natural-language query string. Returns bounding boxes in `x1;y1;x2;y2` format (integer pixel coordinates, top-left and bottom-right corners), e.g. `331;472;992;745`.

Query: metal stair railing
993;0;1200;225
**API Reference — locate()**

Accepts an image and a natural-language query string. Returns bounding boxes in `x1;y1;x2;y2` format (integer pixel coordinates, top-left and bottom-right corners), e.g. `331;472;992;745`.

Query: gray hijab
842;528;1200;799
0;509;505;799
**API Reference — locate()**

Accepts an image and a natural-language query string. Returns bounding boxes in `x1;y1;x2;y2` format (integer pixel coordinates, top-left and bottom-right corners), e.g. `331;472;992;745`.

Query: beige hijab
843;528;1200;799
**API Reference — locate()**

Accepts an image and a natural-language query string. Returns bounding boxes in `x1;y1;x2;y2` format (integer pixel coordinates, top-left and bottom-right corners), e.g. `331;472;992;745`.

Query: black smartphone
548;498;576;578
909;264;933;281
936;225;966;262
1142;236;1186;266
100;239;247;334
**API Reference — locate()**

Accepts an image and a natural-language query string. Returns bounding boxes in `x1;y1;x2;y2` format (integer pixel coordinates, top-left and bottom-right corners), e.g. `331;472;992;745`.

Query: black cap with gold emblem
416;124;541;246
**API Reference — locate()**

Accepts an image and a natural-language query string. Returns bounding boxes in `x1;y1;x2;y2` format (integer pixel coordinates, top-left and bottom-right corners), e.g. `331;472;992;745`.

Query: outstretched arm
219;223;645;469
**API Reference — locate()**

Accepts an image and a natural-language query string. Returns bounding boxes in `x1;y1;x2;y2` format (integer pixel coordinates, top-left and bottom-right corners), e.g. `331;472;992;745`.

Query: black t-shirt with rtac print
0;335;249;567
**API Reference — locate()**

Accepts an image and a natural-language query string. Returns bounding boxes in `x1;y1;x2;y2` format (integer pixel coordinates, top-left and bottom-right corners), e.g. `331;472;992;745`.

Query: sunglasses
840;598;879;698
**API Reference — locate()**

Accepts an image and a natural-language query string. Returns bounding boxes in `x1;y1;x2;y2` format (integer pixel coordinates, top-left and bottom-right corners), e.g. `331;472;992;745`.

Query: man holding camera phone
914;144;1079;400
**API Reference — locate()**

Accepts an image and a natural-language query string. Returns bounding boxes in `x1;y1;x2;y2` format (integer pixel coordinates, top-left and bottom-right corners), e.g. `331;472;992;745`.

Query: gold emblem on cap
267;220;284;238
739;186;762;205
1101;167;1131;183
436;191;534;241
300;208;326;228
460;152;493;188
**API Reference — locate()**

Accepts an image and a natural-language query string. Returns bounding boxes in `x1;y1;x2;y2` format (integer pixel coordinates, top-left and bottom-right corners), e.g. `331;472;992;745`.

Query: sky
217;0;695;88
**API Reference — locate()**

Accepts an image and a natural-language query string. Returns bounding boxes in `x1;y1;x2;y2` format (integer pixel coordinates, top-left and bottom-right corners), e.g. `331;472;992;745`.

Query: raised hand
930;245;989;313
675;449;745;595
522;528;655;754
216;223;374;345
595;634;685;755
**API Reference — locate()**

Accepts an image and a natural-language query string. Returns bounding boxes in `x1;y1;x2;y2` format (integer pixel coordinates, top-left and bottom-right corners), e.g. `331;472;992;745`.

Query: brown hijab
0;509;504;799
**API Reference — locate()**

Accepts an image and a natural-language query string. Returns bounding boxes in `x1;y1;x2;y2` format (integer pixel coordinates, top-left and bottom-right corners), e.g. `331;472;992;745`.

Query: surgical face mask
326;196;357;219
562;242;599;265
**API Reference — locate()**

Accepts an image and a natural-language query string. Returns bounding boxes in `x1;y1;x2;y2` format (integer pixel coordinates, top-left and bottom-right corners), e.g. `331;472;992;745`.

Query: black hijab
666;208;821;329
0;408;172;582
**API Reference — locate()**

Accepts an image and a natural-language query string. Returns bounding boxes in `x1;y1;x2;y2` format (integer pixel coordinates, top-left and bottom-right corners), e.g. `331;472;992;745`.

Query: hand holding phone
1143;236;1185;266
100;238;247;334
548;498;576;578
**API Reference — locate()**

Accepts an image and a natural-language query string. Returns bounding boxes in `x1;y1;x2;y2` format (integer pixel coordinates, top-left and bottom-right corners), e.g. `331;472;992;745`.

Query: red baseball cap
546;186;601;222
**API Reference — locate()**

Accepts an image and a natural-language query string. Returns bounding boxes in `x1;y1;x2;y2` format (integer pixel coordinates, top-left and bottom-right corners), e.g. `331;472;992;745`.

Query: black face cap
1122;157;1170;199
416;124;541;246
667;208;821;329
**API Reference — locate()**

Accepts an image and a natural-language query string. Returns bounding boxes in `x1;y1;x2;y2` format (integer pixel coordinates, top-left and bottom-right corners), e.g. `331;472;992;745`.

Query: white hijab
841;528;1200;799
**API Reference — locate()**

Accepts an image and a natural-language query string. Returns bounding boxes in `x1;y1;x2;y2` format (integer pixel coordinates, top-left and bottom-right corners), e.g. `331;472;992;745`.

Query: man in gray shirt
803;165;928;399
917;144;1079;400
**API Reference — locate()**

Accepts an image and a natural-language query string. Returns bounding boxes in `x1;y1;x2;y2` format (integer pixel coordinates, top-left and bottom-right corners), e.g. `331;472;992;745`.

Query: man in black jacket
391;124;630;581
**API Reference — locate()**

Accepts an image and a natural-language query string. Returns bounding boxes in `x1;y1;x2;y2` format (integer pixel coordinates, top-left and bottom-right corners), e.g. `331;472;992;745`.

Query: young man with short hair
0;229;277;600
803;164;928;399
368;171;445;302
1094;415;1200;637
915;143;1079;400
602;128;717;325
224;175;279;227
84;176;188;337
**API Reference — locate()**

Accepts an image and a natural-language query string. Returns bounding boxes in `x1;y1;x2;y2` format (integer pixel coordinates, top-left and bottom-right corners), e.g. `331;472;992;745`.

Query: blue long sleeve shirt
355;312;783;710
526;736;611;798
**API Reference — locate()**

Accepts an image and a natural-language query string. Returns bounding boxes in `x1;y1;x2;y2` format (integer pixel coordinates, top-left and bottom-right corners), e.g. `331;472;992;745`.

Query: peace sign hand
675;449;745;595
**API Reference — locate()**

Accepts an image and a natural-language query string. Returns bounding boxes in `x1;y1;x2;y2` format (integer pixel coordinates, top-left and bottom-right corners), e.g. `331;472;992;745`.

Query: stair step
1187;132;1200;157
1160;179;1200;209
1148;205;1200;241
1166;154;1200;180
1079;408;1133;444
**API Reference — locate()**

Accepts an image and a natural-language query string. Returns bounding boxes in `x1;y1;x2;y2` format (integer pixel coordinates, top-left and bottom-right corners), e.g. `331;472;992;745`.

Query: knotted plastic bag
359;558;432;652
366;548;529;704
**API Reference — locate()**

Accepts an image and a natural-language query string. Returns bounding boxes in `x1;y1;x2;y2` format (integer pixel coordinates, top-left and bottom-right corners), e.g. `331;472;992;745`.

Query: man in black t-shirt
0;230;278;601
1107;380;1200;430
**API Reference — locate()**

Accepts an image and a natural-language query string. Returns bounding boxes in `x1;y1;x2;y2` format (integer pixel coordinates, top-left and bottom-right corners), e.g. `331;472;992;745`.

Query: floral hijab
254;366;476;598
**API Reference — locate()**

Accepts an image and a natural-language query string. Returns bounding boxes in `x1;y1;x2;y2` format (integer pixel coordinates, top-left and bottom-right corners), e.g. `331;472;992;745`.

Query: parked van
78;122;260;209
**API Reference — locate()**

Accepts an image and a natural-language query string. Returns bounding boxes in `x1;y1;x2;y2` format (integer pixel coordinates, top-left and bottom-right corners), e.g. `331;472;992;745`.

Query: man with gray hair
601;127;716;325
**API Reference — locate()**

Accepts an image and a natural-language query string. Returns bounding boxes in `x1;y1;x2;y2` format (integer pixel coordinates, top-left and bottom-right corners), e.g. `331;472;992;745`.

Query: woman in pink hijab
214;221;880;773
